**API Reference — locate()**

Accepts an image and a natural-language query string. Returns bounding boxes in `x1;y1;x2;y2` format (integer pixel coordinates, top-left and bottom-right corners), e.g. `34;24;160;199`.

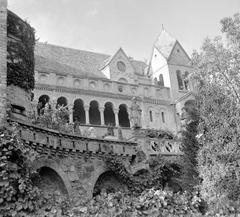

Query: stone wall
0;0;7;126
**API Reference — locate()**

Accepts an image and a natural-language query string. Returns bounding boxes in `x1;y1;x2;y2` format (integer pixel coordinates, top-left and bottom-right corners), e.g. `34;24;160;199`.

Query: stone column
84;105;90;125
0;0;7;126
68;104;74;124
99;107;105;126
114;108;119;127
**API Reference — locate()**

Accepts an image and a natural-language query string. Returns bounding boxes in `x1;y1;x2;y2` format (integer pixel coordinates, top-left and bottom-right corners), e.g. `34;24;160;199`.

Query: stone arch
89;100;101;125
104;102;115;126
92;170;127;197
57;96;68;107
38;94;50;115
118;104;130;127
73;98;86;124
31;158;73;196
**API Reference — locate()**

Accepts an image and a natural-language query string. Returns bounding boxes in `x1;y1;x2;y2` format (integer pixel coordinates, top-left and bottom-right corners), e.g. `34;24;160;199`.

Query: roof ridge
36;42;110;57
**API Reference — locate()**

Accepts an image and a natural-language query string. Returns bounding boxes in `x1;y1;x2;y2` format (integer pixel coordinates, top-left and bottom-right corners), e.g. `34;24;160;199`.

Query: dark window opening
118;104;130;127
104;102;115;126
73;99;86;124
161;112;165;123
176;70;184;90
89;100;100;125
149;110;153;122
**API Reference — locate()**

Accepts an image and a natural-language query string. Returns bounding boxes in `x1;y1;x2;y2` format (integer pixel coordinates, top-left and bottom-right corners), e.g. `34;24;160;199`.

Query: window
183;71;189;90
158;74;164;86
161;112;165;123
149;111;153;122
117;61;126;72
176;70;184;90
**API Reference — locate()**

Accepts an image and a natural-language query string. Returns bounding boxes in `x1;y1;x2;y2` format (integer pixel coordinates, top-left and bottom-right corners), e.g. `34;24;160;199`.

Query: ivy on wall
7;10;35;91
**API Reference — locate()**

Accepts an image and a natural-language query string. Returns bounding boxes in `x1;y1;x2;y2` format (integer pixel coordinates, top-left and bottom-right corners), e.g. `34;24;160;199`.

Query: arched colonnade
37;95;130;128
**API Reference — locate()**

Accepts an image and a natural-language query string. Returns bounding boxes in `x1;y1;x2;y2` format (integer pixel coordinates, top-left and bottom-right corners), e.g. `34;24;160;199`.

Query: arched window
56;96;67;108
158;74;164;86
149;110;153;122
161;111;165;123
176;70;184;90
89;100;100;125
104;102;115;126
118;104;130;127
73;99;85;124
38;95;50;115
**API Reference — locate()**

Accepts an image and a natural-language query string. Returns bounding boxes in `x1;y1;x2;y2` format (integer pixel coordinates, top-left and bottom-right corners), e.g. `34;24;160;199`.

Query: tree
192;13;240;214
180;100;200;191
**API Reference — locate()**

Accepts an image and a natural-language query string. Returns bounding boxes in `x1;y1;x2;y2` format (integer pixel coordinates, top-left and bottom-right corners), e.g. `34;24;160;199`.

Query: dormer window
117;61;126;72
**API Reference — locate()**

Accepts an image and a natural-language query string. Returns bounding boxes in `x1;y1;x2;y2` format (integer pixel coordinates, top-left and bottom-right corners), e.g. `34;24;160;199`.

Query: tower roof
154;29;177;59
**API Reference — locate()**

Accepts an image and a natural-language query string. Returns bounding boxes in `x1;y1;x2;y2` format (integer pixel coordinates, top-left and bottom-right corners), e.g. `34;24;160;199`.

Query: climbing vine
105;155;180;195
7;10;35;91
0;123;43;216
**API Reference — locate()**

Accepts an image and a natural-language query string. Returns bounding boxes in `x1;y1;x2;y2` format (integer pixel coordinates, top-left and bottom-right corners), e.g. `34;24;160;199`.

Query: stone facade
1;1;194;203
33;30;193;139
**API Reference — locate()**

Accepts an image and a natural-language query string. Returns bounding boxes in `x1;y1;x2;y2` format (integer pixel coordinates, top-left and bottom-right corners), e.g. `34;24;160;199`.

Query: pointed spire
154;28;176;59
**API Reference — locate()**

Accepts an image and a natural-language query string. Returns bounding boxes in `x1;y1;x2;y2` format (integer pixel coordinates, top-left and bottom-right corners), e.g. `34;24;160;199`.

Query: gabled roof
35;55;89;77
35;43;109;78
154;29;177;60
101;47;147;75
35;43;147;78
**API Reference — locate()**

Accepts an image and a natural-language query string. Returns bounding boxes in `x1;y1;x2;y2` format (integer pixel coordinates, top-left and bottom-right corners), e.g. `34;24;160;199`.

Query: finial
162;24;164;30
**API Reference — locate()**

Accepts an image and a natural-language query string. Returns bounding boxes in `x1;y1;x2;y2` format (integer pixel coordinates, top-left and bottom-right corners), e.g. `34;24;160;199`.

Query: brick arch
31;158;73;196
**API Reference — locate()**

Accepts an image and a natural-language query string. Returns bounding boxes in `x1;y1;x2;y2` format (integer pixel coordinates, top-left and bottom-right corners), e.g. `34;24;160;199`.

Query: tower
149;29;192;101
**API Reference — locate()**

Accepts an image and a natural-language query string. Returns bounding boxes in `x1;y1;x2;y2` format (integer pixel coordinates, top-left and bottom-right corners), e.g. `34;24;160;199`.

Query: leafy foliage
69;189;203;217
0;123;43;216
105;155;180;195
7;10;35;91
181;100;200;191
192;13;240;214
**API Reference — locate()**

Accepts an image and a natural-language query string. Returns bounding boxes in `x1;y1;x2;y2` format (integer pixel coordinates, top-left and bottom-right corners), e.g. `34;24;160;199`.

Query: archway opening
38;95;50;115
57;96;67;108
104;102;115;126
118;104;130;127
89;100;100;125
34;167;68;196
73;99;86;124
93;171;127;197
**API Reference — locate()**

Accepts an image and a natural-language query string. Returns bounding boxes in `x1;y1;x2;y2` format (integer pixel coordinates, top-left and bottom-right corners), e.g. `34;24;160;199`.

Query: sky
8;0;240;61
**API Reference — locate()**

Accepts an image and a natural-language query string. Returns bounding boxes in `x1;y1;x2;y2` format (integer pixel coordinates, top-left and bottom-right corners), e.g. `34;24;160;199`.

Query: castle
33;28;194;139
0;0;193;202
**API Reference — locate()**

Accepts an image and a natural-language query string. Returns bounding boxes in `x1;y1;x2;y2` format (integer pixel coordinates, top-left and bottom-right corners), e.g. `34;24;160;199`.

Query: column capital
99;106;105;112
84;105;90;111
113;108;119;114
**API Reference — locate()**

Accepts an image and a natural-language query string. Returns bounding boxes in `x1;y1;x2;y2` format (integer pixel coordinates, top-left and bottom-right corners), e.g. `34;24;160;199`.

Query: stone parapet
15;119;137;157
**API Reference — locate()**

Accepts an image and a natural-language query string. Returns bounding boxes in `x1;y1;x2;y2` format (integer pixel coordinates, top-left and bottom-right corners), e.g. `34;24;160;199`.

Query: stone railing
15;119;137;157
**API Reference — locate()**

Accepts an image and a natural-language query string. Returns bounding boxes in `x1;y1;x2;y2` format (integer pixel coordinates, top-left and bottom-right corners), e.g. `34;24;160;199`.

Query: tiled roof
35;55;89;77
130;60;147;76
154;29;176;59
35;43;109;78
35;42;148;78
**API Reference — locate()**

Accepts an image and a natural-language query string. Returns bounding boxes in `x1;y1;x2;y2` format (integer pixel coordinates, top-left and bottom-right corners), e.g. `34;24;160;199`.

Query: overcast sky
8;0;239;61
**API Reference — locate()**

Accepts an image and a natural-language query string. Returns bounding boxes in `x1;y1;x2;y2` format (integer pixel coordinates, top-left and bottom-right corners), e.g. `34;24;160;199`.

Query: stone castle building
0;0;194;200
34;29;194;139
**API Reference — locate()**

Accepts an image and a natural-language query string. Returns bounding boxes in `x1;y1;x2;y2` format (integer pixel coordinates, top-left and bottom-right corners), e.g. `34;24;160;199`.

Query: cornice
35;84;171;106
